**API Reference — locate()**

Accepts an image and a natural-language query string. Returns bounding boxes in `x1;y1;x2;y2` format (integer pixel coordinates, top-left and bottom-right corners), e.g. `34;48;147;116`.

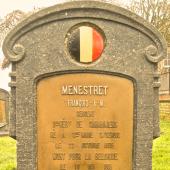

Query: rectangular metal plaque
37;73;134;170
0;100;6;123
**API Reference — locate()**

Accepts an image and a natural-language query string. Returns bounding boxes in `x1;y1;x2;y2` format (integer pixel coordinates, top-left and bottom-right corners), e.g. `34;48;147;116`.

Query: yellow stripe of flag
80;26;93;63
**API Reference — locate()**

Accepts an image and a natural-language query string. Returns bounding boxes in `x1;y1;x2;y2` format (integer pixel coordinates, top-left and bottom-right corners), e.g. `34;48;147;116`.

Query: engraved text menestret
37;73;134;170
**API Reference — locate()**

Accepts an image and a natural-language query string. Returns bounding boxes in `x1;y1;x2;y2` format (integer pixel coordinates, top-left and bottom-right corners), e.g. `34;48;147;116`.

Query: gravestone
0;89;9;136
2;1;167;170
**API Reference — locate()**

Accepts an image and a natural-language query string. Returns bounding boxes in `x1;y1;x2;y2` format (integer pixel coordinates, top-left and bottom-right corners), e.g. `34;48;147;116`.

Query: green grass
0;136;16;170
0;116;170;170
153;116;170;170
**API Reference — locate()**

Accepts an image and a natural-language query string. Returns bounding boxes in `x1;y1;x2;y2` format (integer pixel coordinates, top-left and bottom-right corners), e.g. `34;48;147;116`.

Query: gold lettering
100;132;120;138
69;153;81;160
52;153;65;160
61;86;68;94
76;121;83;128
76;111;94;117
53;120;71;128
61;85;108;95
81;143;100;149
72;132;93;138
95;153;118;160
89;121;118;128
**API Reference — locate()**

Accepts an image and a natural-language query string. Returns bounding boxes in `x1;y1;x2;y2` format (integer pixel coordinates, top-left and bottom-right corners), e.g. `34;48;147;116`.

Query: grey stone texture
0;89;9;135
2;0;167;170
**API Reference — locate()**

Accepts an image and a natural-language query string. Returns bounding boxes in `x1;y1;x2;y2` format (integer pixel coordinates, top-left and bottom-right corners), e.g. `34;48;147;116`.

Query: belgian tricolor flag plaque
67;25;104;63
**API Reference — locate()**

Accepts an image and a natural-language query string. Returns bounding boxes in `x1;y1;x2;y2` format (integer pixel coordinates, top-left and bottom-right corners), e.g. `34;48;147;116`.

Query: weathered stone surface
2;1;167;170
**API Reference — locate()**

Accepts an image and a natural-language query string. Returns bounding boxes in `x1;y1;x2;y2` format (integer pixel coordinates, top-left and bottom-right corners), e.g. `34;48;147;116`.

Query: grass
0;137;16;170
153;114;170;170
0;115;170;170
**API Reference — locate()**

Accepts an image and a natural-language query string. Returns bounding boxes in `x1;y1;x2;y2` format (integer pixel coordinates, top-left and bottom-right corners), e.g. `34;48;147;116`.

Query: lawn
0;136;16;170
153;116;170;170
0;117;170;170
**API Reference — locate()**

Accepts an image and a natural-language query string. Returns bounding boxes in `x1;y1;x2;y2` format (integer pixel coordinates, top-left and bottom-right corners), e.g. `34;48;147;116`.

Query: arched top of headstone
3;0;167;64
1;1;168;167
0;89;9;99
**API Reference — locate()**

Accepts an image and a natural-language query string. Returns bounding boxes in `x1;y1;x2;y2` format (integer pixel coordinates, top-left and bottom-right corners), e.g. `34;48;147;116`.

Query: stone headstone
0;89;9;136
2;1;167;170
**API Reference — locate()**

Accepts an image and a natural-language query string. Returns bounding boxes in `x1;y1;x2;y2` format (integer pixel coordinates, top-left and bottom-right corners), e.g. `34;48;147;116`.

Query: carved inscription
62;85;108;95
0;100;6;123
37;74;133;170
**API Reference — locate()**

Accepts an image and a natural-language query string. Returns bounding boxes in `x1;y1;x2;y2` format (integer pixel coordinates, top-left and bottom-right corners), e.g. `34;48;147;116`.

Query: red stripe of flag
92;29;104;61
